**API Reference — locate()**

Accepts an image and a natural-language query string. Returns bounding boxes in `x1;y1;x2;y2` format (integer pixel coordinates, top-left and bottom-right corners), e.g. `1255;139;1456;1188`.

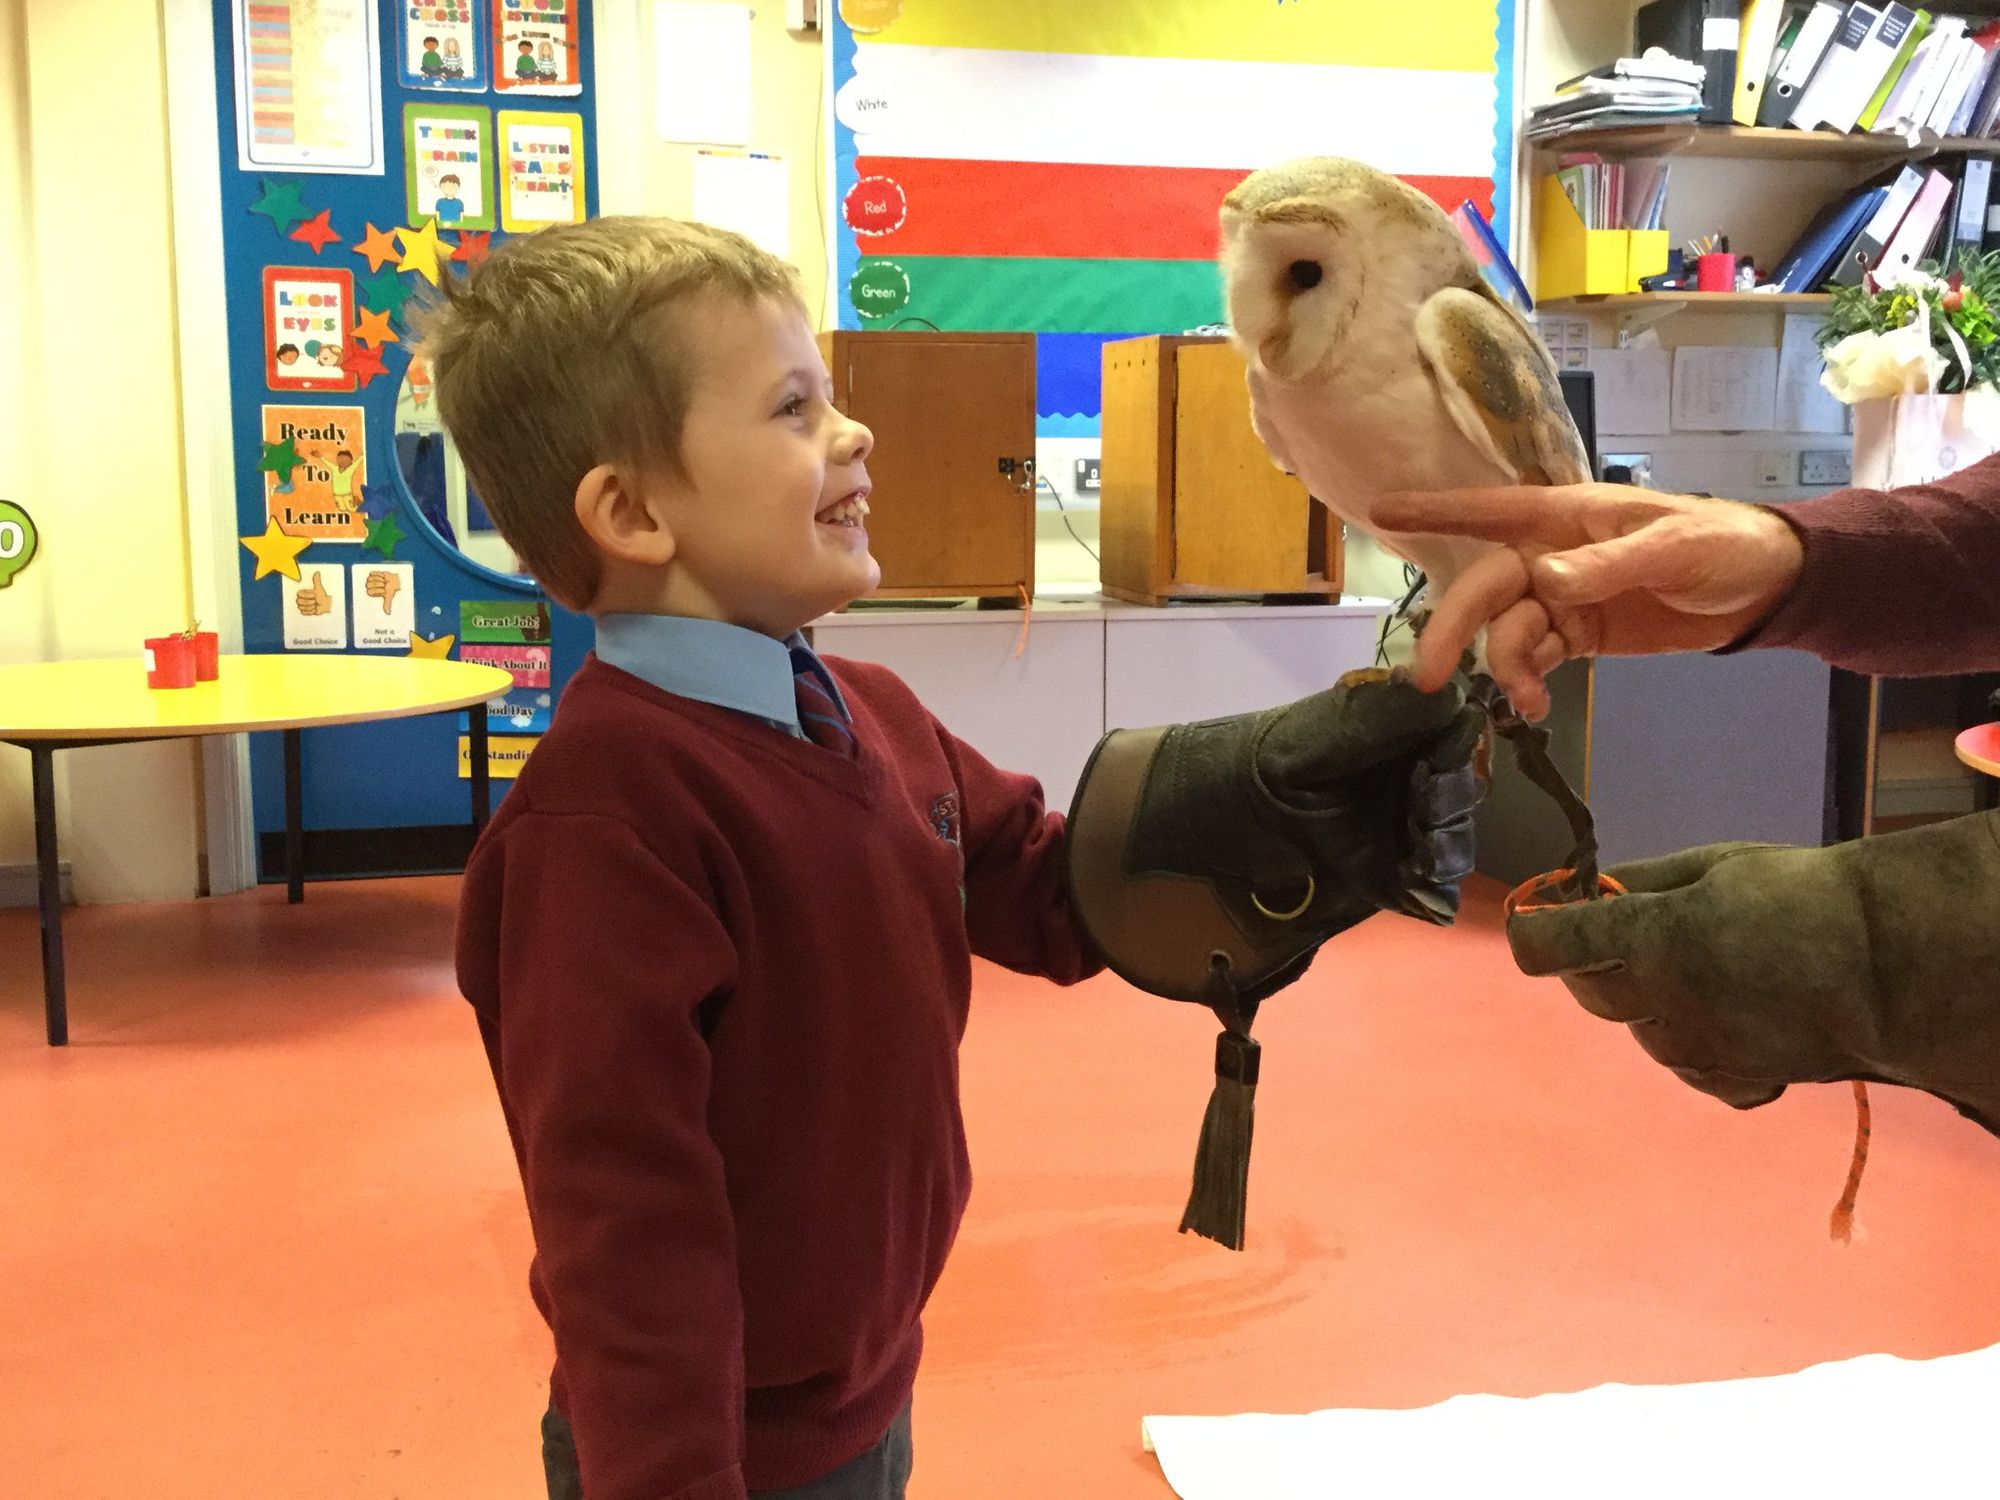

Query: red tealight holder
145;635;196;690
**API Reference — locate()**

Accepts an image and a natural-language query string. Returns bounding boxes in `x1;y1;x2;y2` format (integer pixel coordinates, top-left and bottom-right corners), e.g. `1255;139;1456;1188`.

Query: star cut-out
452;230;493;269
363;512;408;559
353;221;402;273
249;177;309;234
359;266;413;322
352;305;399;349
289;208;340;254
258;435;303;485
407;631;457;660
358;481;396;521
343;341;389;388
239;518;312;581
396;217;456;286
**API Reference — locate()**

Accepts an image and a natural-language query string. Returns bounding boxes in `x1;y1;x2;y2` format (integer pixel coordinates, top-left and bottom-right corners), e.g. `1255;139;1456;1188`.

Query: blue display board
211;0;597;873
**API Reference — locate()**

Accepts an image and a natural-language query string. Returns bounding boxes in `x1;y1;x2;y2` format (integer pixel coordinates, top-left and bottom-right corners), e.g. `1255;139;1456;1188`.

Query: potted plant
1818;250;2000;489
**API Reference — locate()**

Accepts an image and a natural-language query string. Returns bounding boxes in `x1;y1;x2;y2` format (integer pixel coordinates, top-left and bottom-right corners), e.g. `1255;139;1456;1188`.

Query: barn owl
1220;157;1601;894
1219;157;1590;616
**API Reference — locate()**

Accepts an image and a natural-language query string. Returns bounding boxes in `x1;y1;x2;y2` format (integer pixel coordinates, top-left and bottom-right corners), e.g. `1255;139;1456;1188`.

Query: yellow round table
0;654;513;1046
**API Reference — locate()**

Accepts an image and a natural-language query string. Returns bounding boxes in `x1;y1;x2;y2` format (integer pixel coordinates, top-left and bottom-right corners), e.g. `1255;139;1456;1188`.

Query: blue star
359;481;398;521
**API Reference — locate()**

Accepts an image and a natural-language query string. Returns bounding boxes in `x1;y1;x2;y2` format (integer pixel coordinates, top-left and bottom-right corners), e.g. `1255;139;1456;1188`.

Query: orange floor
8;876;2000;1498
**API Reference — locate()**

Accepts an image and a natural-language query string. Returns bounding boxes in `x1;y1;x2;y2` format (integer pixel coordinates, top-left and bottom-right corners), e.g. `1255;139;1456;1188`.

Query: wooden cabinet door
835;334;1035;597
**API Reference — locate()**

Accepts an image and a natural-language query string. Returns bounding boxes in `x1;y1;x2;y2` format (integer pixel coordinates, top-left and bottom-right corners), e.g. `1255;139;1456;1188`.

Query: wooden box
818;330;1036;601
1099;335;1342;606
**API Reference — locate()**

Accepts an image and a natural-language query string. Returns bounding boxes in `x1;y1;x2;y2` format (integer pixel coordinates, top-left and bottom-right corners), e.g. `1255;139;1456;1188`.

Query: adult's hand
1374;484;1804;720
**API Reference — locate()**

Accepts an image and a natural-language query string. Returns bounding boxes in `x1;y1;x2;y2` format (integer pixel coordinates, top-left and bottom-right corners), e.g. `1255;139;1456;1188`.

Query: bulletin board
212;0;597;878
827;0;1521;437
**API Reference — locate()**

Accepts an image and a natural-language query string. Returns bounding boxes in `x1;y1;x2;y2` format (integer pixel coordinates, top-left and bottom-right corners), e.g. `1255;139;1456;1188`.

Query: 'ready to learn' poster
262;404;367;542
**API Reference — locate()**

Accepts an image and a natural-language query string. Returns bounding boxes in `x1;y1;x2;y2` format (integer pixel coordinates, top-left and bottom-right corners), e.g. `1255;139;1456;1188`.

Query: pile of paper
1527;49;1706;140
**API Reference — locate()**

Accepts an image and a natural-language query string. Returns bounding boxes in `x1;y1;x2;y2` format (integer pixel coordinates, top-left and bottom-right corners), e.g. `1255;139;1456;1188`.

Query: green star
249;177;310;234
258;435;302;485
360;266;414;323
362;512;407;559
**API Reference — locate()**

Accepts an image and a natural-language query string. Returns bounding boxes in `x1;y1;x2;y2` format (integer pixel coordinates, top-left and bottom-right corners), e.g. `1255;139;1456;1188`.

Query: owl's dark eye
1288;259;1323;291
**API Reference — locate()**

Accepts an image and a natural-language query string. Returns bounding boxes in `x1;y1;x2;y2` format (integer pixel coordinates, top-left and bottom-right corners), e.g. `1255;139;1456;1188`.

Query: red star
343;341;388;388
452;230;493;269
289;208;341;255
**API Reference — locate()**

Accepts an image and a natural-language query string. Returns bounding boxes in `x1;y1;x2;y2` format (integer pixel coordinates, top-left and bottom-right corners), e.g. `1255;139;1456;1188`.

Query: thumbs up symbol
296;571;331;617
365;569;402;616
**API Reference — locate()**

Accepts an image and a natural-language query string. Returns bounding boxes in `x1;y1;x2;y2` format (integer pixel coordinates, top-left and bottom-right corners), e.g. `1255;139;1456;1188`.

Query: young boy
428;218;1482;1500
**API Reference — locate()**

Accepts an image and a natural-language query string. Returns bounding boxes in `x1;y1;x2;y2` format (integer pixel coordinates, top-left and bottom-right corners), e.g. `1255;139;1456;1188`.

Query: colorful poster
399;0;484;91
350;562;417;649
283;564;350;650
263;266;356;392
498;111;586;231
262;405;367;541
231;0;384;174
494;0;581;95
463;599;553;732
404;105;495;231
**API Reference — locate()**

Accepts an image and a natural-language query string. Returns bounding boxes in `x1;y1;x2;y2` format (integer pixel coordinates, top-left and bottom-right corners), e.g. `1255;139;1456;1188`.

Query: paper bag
1851;389;2000;489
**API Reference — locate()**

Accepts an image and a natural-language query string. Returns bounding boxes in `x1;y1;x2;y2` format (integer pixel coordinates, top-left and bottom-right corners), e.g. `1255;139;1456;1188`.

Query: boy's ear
573;463;677;568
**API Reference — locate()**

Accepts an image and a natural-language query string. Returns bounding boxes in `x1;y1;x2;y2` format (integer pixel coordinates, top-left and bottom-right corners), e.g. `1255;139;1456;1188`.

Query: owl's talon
1388;664;1414;688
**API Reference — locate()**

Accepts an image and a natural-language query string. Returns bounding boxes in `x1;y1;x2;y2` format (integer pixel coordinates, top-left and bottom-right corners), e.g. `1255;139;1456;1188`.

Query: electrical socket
1756;451;1795;487
1074;457;1101;493
1800;449;1852;487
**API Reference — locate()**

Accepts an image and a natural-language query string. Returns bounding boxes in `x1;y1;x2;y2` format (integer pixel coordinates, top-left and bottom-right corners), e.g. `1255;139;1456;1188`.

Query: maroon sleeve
929;721;1103;986
459;812;750;1500
1727;451;2000;675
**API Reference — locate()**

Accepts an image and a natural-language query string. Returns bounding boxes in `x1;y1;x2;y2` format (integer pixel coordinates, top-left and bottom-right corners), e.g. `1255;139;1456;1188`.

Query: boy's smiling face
639;294;877;636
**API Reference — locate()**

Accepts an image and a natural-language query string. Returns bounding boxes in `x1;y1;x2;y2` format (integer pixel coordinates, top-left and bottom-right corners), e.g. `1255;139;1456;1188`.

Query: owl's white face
1221;208;1364;386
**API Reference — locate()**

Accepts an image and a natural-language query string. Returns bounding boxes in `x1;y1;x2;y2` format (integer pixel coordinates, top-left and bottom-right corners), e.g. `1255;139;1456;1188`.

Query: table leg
469;709;491;833
283;727;304;905
31;745;67;1047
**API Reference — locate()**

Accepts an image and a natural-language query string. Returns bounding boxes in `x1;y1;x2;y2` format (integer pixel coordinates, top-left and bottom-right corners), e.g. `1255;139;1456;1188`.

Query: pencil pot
144;635;196;689
1851;390;2000;490
188;630;219;681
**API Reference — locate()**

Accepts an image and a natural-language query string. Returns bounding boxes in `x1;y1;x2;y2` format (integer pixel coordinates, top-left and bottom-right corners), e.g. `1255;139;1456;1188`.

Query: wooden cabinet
1098;335;1342;606
818;331;1037;601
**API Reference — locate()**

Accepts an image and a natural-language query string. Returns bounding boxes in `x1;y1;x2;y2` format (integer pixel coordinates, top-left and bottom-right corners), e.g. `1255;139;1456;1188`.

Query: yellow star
353;221;401;273
396;218;456;286
407;631;457;659
239;518;312;582
352;305;399;349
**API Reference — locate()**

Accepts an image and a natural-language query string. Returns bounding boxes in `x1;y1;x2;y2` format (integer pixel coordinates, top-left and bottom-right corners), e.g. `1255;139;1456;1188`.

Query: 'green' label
849;259;911;320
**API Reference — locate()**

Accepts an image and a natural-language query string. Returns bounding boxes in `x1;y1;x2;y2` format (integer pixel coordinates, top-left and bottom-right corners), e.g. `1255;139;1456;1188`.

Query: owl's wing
1413;286;1591;487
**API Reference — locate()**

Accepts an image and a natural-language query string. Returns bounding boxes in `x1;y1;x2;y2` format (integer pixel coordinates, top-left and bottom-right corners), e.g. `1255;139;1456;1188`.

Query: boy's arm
460;812;750;1500
927;720;1102;985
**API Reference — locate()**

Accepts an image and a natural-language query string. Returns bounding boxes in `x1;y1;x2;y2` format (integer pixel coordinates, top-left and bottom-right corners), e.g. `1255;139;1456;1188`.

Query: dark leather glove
1067;667;1485;1011
1507;811;2000;1133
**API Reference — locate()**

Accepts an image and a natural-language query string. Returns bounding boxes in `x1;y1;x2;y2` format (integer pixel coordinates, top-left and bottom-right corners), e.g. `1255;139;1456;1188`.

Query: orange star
352;305;399;349
289;208;341;255
343;341;389;388
407;631;457;659
395;217;456;286
353;221;401;273
452;230;493;269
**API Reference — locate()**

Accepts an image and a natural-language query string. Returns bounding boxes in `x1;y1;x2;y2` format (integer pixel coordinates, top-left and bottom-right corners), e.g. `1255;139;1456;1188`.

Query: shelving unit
1529;123;2000;163
1540;291;1831;312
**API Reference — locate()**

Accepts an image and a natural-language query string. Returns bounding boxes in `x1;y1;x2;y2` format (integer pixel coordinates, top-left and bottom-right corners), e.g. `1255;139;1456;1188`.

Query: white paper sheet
656;1;754;146
1671;345;1780;432
691;150;790;258
1777;313;1850;434
1588;346;1673;435
1144;1342;2000;1499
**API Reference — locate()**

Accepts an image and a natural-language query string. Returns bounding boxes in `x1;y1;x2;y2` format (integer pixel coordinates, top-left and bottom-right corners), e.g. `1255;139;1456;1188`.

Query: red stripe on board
849;157;1493;261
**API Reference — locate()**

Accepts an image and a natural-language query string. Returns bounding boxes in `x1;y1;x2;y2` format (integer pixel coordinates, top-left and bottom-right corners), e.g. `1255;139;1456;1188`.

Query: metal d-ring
1251;875;1315;922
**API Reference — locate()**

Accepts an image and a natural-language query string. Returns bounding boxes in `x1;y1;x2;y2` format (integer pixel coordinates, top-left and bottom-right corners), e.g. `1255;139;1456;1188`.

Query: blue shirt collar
593;614;848;736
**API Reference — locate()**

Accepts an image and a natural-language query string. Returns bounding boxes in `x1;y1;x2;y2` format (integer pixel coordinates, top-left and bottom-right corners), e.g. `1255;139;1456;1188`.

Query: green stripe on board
851;256;1225;334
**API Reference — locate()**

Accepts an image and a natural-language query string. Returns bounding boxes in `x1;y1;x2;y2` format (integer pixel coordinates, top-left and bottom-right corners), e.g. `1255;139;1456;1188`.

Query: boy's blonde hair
415;216;807;609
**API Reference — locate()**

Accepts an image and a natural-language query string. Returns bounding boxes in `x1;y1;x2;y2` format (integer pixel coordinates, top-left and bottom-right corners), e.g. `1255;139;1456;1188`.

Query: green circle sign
849;258;911;320
0;501;38;589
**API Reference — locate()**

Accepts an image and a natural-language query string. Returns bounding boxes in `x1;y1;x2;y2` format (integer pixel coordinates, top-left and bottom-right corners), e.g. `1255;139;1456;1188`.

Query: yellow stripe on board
845;0;1502;72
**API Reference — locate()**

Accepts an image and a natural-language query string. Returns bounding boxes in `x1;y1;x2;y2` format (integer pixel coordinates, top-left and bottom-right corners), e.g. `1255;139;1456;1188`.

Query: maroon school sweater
456;654;1099;1500
1734;451;2000;674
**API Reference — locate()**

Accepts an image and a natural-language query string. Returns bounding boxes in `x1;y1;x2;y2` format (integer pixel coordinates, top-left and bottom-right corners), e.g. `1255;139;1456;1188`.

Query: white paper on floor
1142;1341;2000;1498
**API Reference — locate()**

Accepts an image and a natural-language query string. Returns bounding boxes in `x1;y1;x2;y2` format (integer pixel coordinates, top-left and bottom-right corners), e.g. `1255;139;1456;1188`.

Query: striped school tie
790;646;856;757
